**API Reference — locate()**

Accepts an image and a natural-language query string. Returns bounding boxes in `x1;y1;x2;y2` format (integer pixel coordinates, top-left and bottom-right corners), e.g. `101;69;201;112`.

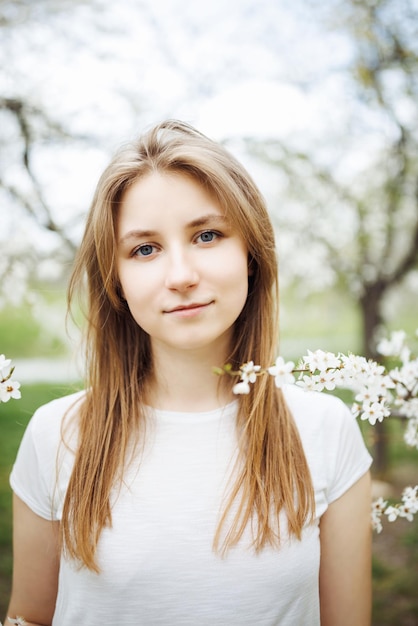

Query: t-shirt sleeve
10;392;81;520
10;411;57;519
325;399;373;504
284;384;373;507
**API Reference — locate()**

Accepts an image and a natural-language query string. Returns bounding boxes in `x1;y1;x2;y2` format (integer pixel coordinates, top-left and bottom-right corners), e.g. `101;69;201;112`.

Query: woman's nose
164;249;199;291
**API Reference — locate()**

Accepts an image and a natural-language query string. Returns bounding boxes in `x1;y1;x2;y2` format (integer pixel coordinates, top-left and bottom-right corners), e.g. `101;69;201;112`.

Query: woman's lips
164;302;213;317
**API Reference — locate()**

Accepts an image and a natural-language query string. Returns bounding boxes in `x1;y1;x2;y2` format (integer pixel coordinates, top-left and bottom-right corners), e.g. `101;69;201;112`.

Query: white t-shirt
10;385;372;625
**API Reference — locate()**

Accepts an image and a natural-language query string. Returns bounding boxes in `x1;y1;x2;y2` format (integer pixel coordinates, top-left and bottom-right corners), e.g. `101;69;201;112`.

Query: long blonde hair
64;120;314;571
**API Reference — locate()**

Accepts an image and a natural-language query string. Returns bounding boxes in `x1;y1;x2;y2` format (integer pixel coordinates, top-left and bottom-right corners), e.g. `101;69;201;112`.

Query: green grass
0;304;68;358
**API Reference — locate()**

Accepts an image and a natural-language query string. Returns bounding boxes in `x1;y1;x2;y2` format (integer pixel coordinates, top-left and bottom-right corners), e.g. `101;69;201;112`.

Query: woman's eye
134;244;155;257
197;230;218;243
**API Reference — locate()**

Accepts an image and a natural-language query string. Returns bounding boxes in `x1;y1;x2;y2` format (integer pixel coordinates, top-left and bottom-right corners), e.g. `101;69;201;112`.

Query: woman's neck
145;343;234;412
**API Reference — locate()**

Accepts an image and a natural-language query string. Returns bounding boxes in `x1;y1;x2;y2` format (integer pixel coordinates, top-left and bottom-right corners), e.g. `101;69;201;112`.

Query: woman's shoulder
27;389;86;439
10;390;86;518
281;382;364;450
282;383;372;503
282;383;352;427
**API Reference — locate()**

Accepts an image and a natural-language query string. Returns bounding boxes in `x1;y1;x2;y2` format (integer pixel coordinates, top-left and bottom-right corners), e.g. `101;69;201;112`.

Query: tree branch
0;97;77;253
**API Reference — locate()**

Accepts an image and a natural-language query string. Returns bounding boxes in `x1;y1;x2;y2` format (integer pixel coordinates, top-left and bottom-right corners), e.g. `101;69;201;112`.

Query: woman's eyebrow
118;214;228;245
186;214;228;228
118;229;157;245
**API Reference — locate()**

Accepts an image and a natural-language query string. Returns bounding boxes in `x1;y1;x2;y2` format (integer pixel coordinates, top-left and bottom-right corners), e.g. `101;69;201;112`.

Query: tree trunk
359;280;388;479
359;281;386;360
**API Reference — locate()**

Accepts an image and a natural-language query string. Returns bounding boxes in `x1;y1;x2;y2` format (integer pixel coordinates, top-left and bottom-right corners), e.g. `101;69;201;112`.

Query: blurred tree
251;0;418;357
332;0;418;358
0;0;105;306
0;96;77;250
248;0;418;476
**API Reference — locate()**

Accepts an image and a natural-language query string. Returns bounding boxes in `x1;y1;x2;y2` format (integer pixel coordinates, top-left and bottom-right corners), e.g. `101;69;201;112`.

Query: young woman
6;120;372;625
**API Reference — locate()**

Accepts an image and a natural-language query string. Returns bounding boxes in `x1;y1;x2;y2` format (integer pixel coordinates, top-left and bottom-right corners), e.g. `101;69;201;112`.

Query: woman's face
116;171;250;360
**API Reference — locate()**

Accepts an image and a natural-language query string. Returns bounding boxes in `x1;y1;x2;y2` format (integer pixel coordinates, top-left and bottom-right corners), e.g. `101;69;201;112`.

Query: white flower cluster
6;617;27;625
0;354;21;403
223;329;418;531
231;331;418;436
232;361;261;395
232;350;395;427
297;350;395;426
372;486;418;533
0;617;28;626
377;330;418;450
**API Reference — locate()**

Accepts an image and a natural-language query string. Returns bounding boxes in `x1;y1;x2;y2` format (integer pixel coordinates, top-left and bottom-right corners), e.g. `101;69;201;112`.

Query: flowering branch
0;354;21;403
6;617;27;625
372;486;418;533
215;330;418;531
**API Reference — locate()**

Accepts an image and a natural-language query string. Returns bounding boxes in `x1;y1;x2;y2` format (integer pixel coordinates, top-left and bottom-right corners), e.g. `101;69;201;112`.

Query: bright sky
0;0;354;140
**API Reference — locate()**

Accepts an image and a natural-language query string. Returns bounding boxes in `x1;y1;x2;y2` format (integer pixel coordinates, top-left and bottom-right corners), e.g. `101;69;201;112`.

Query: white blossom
404;398;418;419
239;361;261;383
317;371;337;391
339;353;372;379
302;349;340;373
0;379;21;403
377;330;407;358
371;497;388;533
296;374;322;392
232;380;251;395
372;486;418;529
398;507;415;522
267;357;295;388
232;361;261;395
391;360;418;395
0;354;12;375
385;505;400;522
355;387;381;405
0;355;21;404
377;486;418;525
7;617;27;626
360;401;390;426
404;417;418;448
402;485;418;501
400;486;418;518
